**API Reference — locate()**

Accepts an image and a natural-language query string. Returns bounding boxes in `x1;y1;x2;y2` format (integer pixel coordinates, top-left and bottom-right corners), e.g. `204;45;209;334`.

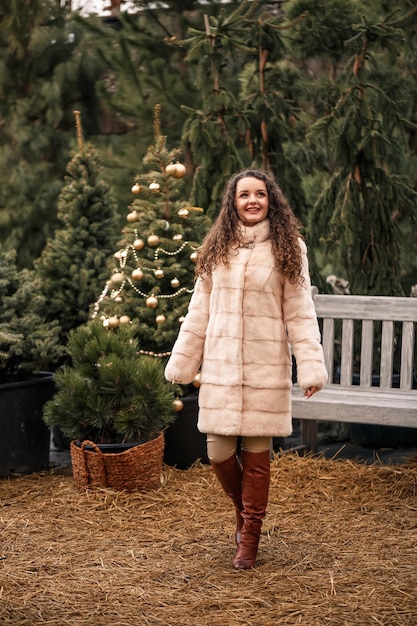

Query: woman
165;169;327;569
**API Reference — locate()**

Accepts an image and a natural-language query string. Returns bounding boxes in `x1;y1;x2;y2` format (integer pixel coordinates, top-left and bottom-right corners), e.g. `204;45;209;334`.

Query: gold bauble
133;238;145;251
190;251;198;263
178;316;185;323
193;372;201;389
114;296;123;303
149;182;160;193
119;315;131;324
178;208;189;219
108;316;119;328
173;398;184;412
155;314;166;324
154;268;164;279
173;163;186;178
131;183;141;195
170;277;180;288
146;295;158;309
147;234;160;247
173;234;183;241
165;163;177;176
127;211;139;223
111;272;124;286
132;268;144;281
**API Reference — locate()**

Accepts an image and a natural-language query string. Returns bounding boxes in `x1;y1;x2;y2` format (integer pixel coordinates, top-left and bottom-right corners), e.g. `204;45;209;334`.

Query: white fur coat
165;219;328;437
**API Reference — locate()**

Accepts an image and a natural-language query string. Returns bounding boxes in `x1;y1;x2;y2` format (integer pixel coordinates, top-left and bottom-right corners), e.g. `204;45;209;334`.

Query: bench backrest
314;294;417;391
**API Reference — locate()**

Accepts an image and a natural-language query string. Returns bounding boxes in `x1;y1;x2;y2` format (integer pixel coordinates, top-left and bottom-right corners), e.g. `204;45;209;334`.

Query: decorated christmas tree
92;104;211;361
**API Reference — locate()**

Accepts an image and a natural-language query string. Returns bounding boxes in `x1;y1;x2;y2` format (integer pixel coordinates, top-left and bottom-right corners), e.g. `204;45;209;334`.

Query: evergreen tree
307;8;417;295
0;0;108;267
0;246;64;383
34;112;121;350
92;104;211;356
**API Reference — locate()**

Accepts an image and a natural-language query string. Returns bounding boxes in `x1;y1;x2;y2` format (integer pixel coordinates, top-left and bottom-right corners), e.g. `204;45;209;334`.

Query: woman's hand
303;386;319;399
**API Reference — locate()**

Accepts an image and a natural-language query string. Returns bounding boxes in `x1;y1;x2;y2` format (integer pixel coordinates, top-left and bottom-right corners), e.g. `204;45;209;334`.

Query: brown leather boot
210;454;244;545
232;449;270;570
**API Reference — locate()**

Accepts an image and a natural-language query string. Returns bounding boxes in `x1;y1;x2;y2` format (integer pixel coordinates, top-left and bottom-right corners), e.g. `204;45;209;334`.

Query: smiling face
235;176;269;225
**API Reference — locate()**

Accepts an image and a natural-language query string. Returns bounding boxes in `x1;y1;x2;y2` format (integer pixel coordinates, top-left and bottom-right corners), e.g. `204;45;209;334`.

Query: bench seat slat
292;386;417;428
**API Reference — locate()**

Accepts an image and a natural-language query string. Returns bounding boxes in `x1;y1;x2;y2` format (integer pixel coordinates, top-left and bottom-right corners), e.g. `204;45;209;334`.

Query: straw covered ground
1;452;417;626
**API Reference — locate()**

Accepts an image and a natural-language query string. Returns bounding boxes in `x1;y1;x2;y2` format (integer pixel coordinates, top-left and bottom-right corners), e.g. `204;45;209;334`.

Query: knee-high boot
210;454;244;545
232;449;270;570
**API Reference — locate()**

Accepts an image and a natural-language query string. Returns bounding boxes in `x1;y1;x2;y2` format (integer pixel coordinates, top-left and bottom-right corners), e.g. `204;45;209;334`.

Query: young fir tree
34;112;121;350
0;246;64;383
92;104;211;358
307;8;417;295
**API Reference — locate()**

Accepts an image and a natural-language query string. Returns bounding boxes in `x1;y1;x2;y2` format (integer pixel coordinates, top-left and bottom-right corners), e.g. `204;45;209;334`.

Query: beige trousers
206;434;272;463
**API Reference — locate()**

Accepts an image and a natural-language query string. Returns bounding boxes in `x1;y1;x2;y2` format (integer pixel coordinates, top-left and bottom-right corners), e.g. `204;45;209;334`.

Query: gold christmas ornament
108;316;120;329
131;183;141;195
190;251;198;263
178;208;189;219
193;372;201;389
119;315;131;324
165;163;177;176
127;210;139;223
173;397;184;411
173;234;183;241
154;268;164;279
146;295;158;309
155;314;166;324
133;238;145;251
178;316;185;323
147;234;160;247
132;268;144;281
149;182;160;193
114;296;123;303
174;163;186;178
170;277;180;288
111;272;125;286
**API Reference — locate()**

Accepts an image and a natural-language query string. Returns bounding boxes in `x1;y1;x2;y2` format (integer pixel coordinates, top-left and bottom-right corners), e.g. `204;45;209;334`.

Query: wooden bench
291;294;417;452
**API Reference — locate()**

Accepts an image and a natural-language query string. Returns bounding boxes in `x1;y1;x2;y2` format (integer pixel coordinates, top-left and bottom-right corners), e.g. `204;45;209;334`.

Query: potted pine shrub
43;320;181;492
0;248;65;477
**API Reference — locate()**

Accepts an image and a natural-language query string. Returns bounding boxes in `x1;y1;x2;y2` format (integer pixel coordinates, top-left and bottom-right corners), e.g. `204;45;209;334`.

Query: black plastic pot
0;372;54;477
163;394;209;469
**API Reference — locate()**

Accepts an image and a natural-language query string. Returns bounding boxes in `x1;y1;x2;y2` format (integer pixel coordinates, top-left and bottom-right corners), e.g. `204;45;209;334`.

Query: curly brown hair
195;169;304;284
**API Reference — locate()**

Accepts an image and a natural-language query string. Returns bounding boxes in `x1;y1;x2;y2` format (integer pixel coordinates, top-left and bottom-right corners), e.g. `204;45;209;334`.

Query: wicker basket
70;431;165;492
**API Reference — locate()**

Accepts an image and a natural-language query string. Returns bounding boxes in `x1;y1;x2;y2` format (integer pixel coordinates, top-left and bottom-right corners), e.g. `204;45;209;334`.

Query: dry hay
1;452;417;626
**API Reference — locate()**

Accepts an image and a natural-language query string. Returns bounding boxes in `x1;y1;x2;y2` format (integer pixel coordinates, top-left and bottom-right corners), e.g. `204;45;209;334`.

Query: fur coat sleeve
164;274;212;384
284;239;328;391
